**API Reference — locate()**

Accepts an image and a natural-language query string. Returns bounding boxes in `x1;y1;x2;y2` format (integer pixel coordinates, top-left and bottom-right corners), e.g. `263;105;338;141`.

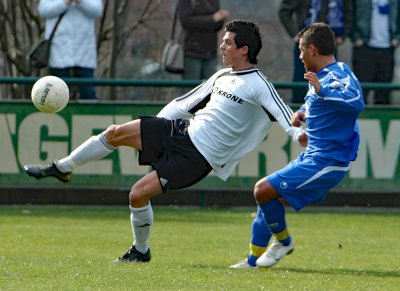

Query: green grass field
1;206;399;290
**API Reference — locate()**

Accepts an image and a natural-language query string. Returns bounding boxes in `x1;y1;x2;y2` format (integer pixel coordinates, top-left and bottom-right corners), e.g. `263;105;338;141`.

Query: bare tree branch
0;0;170;100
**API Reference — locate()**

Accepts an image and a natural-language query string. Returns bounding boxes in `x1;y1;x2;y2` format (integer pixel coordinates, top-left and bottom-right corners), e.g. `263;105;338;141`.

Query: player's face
299;38;315;72
220;32;242;68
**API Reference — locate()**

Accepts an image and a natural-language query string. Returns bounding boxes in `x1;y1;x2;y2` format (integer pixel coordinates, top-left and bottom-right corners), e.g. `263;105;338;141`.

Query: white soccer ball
31;75;69;113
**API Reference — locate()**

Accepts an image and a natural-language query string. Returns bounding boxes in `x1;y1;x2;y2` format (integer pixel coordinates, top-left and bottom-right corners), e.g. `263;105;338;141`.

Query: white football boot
229;259;257;269
256;237;294;267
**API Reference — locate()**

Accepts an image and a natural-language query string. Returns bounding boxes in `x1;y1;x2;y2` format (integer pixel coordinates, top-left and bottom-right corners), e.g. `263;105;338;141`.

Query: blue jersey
300;62;364;163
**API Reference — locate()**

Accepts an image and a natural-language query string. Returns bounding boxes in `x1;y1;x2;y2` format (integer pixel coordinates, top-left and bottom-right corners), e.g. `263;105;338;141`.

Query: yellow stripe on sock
274;229;289;241
249;243;267;257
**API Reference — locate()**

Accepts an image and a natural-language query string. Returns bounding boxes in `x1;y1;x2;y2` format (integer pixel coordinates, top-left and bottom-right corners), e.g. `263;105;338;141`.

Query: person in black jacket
178;0;229;80
279;0;352;103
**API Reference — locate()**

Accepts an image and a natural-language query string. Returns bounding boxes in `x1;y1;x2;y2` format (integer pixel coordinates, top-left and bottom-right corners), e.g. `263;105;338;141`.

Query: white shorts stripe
296;165;351;189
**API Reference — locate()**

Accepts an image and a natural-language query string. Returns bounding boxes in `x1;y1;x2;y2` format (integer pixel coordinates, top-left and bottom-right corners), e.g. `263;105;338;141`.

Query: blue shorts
267;152;350;211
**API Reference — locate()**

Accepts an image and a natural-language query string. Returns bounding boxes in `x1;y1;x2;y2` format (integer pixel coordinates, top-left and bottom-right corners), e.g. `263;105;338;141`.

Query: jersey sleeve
157;83;207;120
258;80;294;132
157;69;228;120
257;78;307;141
317;65;364;113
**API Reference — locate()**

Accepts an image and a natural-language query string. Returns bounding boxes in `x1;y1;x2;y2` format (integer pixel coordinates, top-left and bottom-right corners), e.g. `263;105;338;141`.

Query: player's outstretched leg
113;245;151;263
24;161;71;182
24;133;116;182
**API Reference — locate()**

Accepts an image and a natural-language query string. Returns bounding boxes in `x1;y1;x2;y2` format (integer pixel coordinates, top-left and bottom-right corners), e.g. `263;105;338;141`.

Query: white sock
56;133;115;173
130;203;153;254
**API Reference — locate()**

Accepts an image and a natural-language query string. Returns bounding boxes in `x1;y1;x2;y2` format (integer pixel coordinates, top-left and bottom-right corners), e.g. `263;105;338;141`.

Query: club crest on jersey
212;86;244;104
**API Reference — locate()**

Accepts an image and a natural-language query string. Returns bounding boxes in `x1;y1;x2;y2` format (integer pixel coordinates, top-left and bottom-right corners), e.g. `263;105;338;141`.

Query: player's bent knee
253;179;279;204
128;190;146;208
103;125;118;145
104;124;117;136
129;185;155;208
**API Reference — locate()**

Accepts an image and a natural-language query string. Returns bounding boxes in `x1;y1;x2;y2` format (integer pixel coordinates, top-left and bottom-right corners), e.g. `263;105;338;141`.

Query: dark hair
297;22;335;56
225;20;262;64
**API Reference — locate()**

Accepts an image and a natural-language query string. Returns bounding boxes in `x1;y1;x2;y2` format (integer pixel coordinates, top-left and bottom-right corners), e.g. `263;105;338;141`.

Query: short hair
225;20;262;64
297;22;335;56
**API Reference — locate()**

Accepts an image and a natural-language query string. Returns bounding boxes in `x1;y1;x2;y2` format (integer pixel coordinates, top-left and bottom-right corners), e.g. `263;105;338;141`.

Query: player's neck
231;62;256;71
315;56;336;72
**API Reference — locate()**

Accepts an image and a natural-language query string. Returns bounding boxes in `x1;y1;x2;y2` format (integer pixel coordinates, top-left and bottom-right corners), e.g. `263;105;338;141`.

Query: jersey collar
230;67;259;75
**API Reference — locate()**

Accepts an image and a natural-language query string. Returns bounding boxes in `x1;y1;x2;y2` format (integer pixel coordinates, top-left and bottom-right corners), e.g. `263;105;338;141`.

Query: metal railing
1;76;400;90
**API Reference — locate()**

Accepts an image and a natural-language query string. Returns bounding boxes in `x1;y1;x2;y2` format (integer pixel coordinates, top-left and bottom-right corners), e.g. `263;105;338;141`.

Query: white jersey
158;67;294;180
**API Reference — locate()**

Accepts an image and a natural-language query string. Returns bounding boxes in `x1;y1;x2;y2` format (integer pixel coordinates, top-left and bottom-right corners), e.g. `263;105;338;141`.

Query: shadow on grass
192;264;400;278
275;266;400;278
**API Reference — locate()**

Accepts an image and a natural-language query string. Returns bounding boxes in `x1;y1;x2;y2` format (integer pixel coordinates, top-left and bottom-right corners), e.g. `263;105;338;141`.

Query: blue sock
246;207;270;266
247;254;259;267
259;199;291;246
251;207;272;247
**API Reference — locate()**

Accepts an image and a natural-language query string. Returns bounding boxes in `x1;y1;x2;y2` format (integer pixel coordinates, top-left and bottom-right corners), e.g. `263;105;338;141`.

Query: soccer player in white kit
24;20;305;263
230;23;364;269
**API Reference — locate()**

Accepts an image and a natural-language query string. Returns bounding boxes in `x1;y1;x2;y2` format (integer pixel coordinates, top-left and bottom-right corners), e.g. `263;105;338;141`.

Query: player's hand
287;126;308;147
213;10;230;22
291;111;305;127
304;71;321;93
297;131;308;147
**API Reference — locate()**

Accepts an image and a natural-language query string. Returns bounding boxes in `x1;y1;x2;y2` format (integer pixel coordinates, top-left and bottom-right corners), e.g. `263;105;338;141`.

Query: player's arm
158;69;227;120
286;125;307;147
259;83;307;147
290;107;307;147
305;71;364;112
157;83;207;120
157;80;214;120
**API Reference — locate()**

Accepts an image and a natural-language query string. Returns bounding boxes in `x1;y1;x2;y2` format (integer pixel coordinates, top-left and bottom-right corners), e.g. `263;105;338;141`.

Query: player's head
297;22;335;56
224;20;262;64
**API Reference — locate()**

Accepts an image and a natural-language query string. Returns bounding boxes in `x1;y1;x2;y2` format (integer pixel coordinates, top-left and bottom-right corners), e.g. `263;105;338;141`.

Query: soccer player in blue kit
230;22;364;269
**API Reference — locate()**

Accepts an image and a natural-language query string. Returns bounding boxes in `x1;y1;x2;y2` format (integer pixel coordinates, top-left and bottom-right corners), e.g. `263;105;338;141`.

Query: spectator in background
38;0;103;100
279;0;352;103
352;0;400;105
177;0;229;80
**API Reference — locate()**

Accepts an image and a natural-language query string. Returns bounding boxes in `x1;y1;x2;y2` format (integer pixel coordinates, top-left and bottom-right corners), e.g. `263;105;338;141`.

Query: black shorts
139;116;212;192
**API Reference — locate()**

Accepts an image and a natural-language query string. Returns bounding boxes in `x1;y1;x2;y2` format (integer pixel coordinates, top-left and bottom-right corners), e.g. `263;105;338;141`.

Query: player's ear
241;45;249;56
309;44;318;56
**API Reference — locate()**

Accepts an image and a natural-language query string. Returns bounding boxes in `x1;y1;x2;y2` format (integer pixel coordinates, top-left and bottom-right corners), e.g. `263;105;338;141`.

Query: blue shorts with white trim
267;152;350;211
